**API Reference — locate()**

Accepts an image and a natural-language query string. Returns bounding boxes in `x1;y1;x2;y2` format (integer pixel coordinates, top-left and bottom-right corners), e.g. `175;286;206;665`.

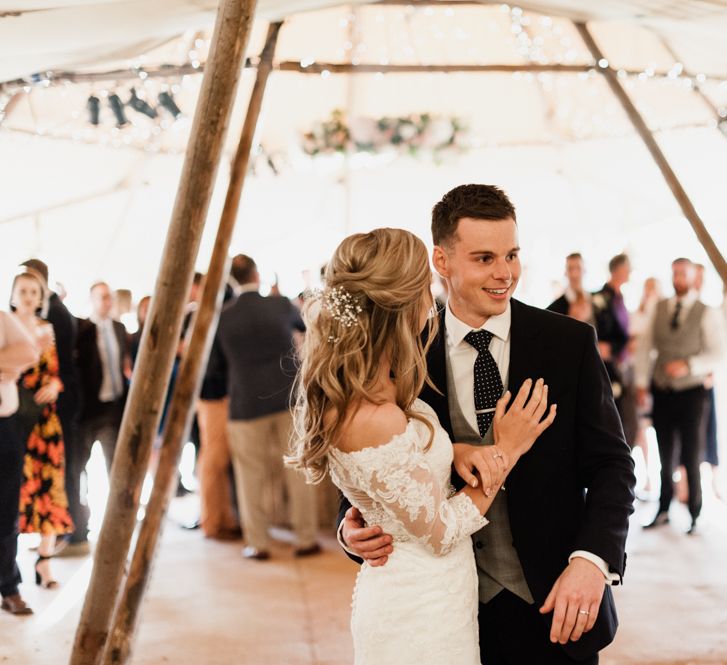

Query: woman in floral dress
11;270;73;589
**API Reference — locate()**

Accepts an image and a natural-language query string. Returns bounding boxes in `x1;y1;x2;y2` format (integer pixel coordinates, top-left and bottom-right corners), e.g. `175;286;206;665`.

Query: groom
339;184;636;665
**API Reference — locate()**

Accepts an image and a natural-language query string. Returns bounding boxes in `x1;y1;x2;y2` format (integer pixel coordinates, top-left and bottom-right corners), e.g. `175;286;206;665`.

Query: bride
287;228;555;664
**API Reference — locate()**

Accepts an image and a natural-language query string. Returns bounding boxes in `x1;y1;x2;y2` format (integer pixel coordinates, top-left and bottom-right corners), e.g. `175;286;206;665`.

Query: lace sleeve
340;430;488;556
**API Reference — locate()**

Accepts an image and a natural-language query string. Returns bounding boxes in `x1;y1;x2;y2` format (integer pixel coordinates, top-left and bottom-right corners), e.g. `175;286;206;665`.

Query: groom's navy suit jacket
338;298;636;660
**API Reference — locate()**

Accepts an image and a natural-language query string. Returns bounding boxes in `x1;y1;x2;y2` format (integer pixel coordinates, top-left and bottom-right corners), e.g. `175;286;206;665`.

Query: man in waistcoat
339;184;636;665
636;258;725;535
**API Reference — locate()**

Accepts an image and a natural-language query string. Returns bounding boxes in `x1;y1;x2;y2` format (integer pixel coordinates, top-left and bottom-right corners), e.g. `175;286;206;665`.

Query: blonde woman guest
287;228;556;664
0;309;42;615
11;270;73;588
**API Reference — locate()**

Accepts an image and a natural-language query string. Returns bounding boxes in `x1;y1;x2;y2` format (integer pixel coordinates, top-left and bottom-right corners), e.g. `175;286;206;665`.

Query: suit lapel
507;299;540;396
507;299;542;493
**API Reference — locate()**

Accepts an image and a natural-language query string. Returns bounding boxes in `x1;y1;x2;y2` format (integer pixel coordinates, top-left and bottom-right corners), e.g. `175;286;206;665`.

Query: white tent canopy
2;1;727;83
1;0;726;318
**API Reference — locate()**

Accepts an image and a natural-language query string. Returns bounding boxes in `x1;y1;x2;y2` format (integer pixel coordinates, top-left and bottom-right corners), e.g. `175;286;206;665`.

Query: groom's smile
433;216;521;328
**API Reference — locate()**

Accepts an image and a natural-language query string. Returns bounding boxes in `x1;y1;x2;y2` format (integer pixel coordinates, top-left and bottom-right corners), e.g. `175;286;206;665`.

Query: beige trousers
196;398;239;537
227;410;317;550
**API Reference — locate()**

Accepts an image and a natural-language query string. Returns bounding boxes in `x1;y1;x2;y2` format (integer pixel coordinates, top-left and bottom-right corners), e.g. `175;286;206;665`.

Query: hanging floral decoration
302;109;469;158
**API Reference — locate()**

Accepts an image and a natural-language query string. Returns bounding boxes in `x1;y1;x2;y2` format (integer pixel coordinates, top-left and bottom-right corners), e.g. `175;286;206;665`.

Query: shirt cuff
569;551;621;585
337;519;360;558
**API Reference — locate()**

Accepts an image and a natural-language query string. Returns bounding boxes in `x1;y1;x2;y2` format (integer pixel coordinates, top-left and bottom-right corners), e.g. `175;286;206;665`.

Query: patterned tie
464;329;504;437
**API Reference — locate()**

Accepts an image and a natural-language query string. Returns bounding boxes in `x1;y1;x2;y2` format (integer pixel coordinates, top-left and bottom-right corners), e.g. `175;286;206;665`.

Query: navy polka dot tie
464;329;503;437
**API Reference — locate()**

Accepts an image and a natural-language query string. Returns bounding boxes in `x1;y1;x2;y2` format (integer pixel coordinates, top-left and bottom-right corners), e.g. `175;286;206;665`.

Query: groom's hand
539;558;606;644
342;507;393;567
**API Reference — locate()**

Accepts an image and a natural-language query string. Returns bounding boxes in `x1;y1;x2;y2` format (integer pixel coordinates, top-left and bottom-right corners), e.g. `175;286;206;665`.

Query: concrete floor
1;494;726;665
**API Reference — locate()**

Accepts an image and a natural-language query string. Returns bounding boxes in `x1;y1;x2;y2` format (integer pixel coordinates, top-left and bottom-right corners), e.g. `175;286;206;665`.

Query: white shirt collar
564;286;590;304
445;301;511;348
673;290;698;307
90;314;112;327
234;283;259;296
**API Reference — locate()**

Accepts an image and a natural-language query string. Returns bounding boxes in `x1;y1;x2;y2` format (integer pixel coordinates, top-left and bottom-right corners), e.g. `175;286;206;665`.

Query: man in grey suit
210;255;319;560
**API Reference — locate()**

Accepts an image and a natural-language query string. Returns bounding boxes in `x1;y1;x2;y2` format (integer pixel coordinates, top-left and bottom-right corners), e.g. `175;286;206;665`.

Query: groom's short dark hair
431;184;516;246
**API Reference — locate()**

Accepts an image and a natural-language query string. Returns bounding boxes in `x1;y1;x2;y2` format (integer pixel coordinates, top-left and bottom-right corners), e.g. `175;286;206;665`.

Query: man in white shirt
0;310;43;615
69;282;131;550
340;184;635;665
636;258;724;534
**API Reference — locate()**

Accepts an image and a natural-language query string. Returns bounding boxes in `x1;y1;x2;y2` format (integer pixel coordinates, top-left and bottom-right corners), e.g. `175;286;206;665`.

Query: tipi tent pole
68;2;258;663
575;21;727;283
100;22;283;665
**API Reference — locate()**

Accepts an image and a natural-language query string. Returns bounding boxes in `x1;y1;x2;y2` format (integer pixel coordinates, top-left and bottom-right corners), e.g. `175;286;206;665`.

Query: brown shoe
1;594;33;616
207;527;243;542
242;546;270;561
294;543;322;558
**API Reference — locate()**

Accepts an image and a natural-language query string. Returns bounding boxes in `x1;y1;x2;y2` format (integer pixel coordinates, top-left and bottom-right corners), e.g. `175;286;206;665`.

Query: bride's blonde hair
287;228;438;483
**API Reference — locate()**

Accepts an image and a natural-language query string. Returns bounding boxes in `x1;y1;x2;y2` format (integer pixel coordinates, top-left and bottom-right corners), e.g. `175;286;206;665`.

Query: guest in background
177;272;203;459
0;309;42;615
71;281;131;551
637;258;725;534
211;254;319;560
629;277;663;496
694;263;722;499
20;259;81;556
194;272;240;539
593;254;637;447
130;295;151;363
180;272;204;345
113;288;133;323
547;252;594;324
10;270;73;588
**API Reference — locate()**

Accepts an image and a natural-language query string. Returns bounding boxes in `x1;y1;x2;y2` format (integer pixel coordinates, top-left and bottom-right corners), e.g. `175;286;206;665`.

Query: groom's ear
432;245;449;278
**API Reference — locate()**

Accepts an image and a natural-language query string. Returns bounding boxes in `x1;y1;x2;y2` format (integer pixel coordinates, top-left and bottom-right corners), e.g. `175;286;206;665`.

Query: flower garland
302;109;468;158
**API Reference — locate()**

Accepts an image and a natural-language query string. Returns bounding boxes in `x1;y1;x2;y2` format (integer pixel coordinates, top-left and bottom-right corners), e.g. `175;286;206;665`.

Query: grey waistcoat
445;354;534;605
652;299;707;391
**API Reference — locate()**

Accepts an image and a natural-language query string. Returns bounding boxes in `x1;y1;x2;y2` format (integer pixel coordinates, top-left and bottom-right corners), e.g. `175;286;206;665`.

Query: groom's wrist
569;551;621;585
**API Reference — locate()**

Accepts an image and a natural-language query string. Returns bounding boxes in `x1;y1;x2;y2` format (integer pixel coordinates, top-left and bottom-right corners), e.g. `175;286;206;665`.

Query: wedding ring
578;609;589;616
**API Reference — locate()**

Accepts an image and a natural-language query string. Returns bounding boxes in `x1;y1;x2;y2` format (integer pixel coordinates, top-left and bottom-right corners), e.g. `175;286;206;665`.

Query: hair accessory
306;286;363;342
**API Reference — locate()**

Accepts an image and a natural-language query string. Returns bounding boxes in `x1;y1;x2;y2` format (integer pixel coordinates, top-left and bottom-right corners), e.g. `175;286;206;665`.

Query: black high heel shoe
35;555;59;589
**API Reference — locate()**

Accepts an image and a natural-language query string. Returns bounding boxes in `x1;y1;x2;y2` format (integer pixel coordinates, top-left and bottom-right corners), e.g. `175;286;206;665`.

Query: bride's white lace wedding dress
329;399;487;665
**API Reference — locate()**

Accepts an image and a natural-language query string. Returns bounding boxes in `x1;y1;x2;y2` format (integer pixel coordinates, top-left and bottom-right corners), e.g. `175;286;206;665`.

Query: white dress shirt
445;302;618;584
91;315;123;403
445;303;510;433
634;291;726;389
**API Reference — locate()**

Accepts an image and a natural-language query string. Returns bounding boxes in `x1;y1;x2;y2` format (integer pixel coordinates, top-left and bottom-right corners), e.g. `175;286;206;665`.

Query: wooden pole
100;22;283;665
68;2;258;664
6;61;726;86
574;21;727;284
